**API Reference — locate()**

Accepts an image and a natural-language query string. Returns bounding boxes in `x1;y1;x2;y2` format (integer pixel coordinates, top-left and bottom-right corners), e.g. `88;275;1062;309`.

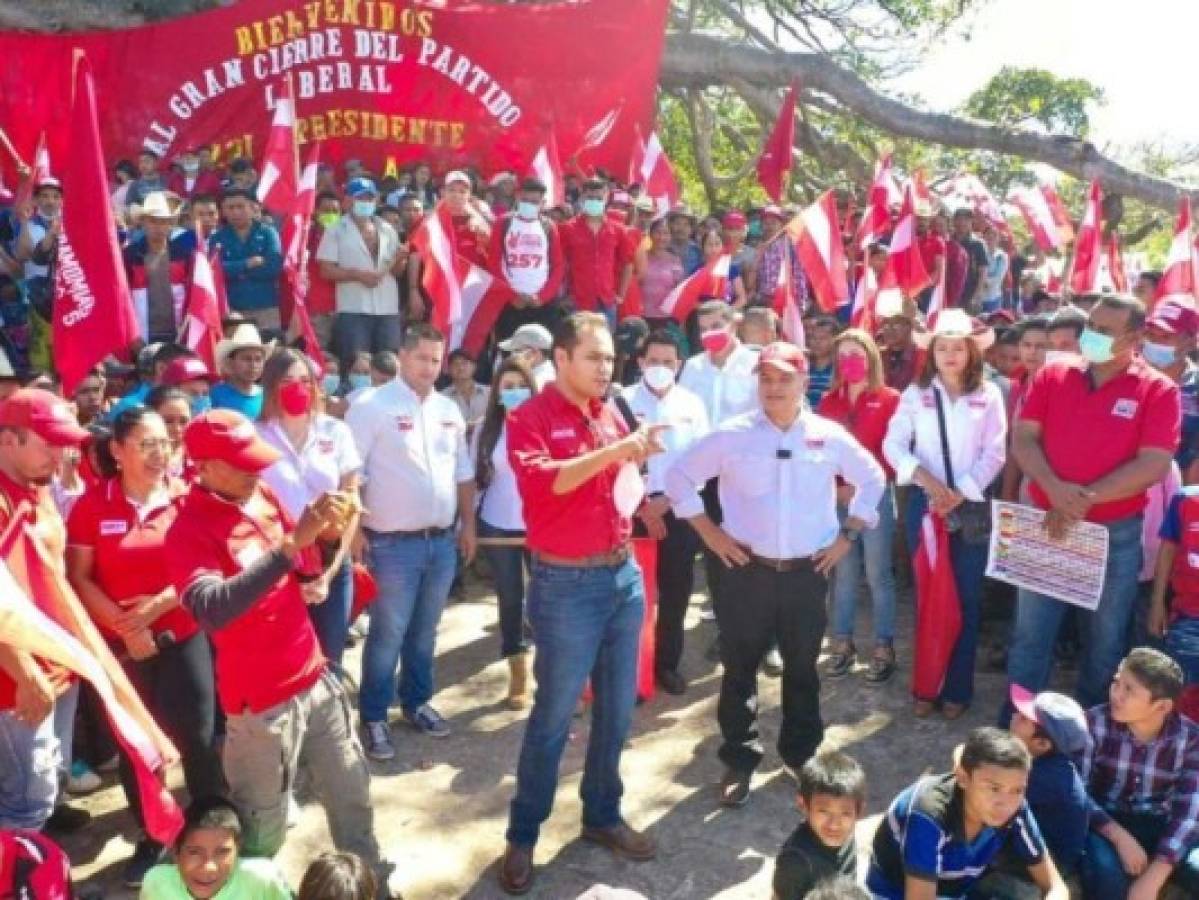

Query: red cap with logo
161;356;215;387
722;210;747;229
184;409;281;472
0;389;89;447
754;341;808;374
1147;298;1199;337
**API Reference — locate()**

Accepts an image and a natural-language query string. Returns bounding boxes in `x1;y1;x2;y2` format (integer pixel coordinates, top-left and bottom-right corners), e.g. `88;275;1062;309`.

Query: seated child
1150;484;1199;720
140;797;292;900
866;727;1068;900
298;852;378;900
773;752;863;900
1080;647;1199;900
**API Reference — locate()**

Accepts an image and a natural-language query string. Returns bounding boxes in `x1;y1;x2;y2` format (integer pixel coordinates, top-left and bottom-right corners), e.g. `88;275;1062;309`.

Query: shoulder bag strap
932;387;958;493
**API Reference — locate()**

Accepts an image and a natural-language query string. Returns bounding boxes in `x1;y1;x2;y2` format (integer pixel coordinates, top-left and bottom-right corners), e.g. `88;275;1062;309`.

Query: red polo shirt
560;216;630;311
0;470;73;712
166;483;323;715
507;383;632;556
1019;358;1181;522
818;385;900;479
66;478;197;644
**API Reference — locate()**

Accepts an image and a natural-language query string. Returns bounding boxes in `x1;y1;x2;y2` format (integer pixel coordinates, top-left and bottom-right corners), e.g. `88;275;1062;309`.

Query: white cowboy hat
913;307;995;351
132;191;180;220
215;323;275;372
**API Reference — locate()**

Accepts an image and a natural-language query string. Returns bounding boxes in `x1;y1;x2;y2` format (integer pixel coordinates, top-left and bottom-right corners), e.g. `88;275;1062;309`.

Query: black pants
715;560;828;774
654;509;700;674
118;631;225;837
700;478;726;613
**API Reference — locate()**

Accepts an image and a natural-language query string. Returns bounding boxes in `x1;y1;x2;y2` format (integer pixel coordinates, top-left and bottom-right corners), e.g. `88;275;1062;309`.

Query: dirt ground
63;572;1020;899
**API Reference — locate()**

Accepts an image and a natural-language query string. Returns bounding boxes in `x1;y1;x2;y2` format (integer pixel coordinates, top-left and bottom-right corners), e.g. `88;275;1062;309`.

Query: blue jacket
211;221;283;311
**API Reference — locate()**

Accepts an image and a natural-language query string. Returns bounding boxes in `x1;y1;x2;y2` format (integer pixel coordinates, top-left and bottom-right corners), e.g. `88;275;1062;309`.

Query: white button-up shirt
881;377;1007;502
346;377;473;531
316;215;402;316
666;409;884;558
679;342;759;426
620;380;710;494
257;415;362;521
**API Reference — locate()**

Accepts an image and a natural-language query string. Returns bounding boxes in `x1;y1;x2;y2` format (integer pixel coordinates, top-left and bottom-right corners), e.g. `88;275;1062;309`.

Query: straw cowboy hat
215;323;275;372
913;307;995;351
131;191;181;221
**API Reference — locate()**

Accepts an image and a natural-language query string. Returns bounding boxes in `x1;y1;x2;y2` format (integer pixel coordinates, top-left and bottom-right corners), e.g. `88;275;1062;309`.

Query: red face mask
838;354;868;384
700;329;732;355
279;380;313;417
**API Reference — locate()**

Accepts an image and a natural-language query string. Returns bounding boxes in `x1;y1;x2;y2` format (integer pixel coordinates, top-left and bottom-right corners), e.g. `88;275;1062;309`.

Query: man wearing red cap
666;342;884;807
1141;297;1199;476
753;206;805;309
559;179;633;327
166;409;393;890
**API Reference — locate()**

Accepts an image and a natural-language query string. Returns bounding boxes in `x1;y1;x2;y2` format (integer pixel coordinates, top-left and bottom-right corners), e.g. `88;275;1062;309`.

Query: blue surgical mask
1141;340;1177;369
190;395;211;416
322;374;341;396
352;200;376;218
500;387;531;410
517;201;540;219
581;198;605;218
348;373;371;391
1079;327;1115;365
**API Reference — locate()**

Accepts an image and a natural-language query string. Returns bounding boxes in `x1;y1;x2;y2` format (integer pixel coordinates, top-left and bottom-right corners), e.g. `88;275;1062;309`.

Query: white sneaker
67;760;101;795
363;721;396;761
351;614;370;638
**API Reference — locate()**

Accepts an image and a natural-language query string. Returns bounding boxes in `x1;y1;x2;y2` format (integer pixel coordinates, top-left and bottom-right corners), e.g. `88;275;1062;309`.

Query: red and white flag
1105;231;1128;293
850;263;879;333
770;248;805;346
53;55;140;395
911;511;962;700
0;515;182;844
256;80;298;213
1041;183;1075;245
527;131;565;208
756;81;797;204
570;104;622;176
926;246;948;318
788;190;848;312
13;132;50;214
909;169;934;214
1155;197;1197;305
1069;179;1103;294
179;230;223;372
940;173;1006;231
1008;186;1063;252
659;253;731;324
629;126;680;215
878;184;932;299
410;202;497;351
281;142;324;368
855;153;897;250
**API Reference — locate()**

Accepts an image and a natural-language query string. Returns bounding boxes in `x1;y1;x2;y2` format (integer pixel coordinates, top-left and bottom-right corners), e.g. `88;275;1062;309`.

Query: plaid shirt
1083;704;1199;865
754;233;807;306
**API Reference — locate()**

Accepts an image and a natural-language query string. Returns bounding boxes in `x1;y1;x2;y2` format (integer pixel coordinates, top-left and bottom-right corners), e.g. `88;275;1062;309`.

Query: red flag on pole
911;511;962;700
1155;197;1197;305
756;81;797;204
12;132;50;215
1069;180;1103;294
770;248;805;346
855;153;896;250
788;190;848;312
53;55;139;395
179;229;222;372
850;264;879;333
282;143;324;369
1105;231;1128;293
409;202;497;351
878;184;932;298
1008;186;1063;252
1040;183;1075;245
256;80;298;213
527;130;565;209
659;253;731;324
630;126;680;216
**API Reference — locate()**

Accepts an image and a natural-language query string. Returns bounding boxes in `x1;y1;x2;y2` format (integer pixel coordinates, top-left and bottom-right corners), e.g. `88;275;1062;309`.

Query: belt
750;553;815;573
533;545;631;568
367;526;452;539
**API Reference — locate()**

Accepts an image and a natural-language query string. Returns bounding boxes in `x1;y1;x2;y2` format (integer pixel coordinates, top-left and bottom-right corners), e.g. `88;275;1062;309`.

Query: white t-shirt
471;426;524;531
502;215;550;296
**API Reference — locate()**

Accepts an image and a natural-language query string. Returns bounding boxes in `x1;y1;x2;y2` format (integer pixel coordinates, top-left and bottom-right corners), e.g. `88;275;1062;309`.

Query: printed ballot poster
985;501;1109;610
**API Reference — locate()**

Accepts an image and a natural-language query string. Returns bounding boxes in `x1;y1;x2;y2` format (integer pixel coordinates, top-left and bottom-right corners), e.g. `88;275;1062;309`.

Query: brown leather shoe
497;843;534;895
580;822;657;861
718;768;752;807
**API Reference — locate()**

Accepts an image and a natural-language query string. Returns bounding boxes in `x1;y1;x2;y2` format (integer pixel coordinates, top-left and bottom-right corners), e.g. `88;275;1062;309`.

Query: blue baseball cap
1011;685;1090;759
346;177;378;198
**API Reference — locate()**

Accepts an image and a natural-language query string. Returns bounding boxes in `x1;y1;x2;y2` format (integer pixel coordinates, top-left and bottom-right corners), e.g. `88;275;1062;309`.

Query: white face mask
642;364;675;392
1043;349;1076;366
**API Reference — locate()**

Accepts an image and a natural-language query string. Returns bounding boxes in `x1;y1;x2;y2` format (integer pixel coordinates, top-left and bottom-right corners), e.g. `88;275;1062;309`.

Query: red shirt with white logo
166;483;324;714
1020;358;1180;522
560;216;631;311
67;478;198;644
507;383;632;556
818;385;901;479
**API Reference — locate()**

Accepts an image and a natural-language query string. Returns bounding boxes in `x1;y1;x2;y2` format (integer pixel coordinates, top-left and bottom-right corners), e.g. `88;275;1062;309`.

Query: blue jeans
359;530;457;723
1005;515;1142;712
1166;613;1199;684
904;490;988;705
479;519;529;659
831;486;898;646
1080;812;1199;899
0;682;78;829
506;557;645;847
308;559;353;669
334;312;402;369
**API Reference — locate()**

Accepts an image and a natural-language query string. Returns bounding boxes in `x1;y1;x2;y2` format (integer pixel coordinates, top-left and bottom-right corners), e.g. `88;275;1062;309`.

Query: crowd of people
0;147;1198;900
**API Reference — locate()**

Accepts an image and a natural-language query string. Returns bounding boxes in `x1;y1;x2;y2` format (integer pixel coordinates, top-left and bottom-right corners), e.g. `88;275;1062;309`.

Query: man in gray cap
500;324;555;389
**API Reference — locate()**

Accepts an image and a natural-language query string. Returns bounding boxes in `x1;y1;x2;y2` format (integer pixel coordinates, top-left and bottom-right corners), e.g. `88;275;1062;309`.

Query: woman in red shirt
817;328;901;684
66;406;223;886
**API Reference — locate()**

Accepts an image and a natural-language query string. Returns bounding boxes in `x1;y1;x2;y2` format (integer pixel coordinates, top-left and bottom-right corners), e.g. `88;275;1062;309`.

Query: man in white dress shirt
666;342;884;807
620;330;710;694
346;323;477;761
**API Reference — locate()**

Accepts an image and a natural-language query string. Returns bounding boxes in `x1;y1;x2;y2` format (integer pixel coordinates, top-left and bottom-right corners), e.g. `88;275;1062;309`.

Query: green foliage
963;67;1105;137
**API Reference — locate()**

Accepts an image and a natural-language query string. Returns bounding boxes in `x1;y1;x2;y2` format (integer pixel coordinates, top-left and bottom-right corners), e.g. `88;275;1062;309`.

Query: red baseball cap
0;389;89;447
754;341;808;375
161;356;214;387
184;409;281;472
1147;298;1199;337
722;210;747;229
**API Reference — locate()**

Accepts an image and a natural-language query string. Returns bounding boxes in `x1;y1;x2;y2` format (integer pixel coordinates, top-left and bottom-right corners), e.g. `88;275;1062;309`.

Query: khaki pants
222;670;387;878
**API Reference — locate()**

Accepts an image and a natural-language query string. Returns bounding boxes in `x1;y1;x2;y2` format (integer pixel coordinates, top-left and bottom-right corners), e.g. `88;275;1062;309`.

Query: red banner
0;0;669;180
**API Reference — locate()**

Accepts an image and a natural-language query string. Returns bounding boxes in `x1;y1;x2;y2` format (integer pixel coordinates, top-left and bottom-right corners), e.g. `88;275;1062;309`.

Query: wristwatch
839;526;862;543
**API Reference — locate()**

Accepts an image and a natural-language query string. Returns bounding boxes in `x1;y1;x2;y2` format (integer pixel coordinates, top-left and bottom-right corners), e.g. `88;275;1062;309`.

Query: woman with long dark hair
66;406;223;885
471;356;537;708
